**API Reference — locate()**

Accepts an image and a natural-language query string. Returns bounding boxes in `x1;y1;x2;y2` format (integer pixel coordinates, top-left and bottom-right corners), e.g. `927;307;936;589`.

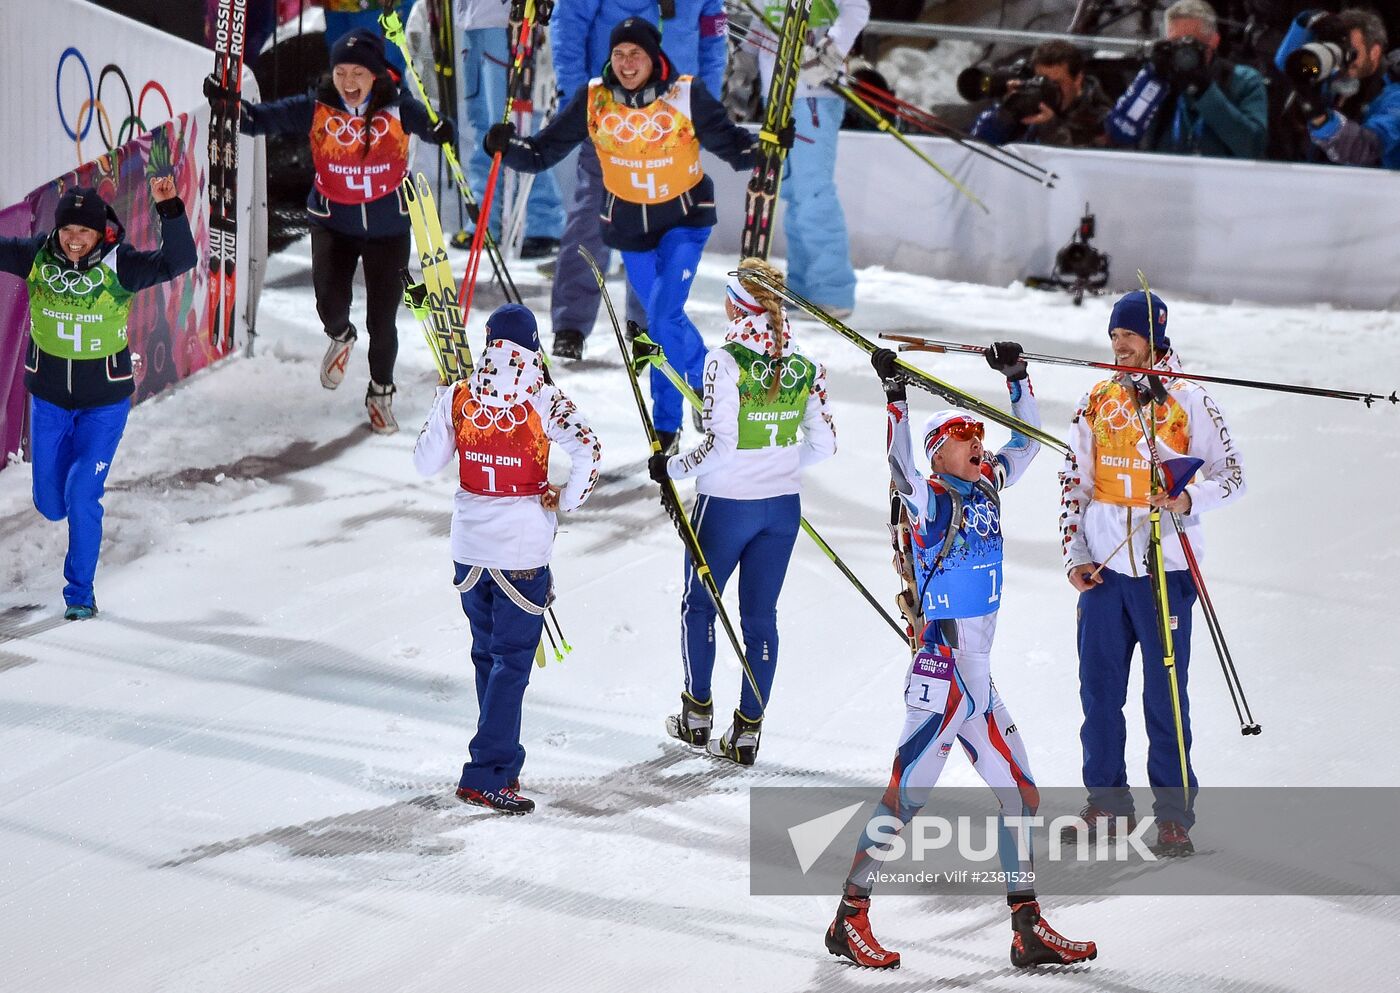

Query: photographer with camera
1277;9;1400;168
968;41;1113;148
1105;0;1268;158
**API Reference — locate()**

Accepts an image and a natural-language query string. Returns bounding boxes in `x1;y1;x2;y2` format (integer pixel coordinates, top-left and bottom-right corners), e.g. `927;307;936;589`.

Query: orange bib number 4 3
589;78;704;206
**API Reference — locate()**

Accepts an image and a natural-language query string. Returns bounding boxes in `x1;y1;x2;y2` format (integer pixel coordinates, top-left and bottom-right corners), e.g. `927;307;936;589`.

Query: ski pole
827;80;988;212
798;519;908;642
829;76;1052;189
838;70;1058;183
1138;271;1194;814
548;608;572;657
580;247;768;715
881;333;1399;408
380;7;522;305
1172;525;1260;735
632;331;907;643
736;268;1071;453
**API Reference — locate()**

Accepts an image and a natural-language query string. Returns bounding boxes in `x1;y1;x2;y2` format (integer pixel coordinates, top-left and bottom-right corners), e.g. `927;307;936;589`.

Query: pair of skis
402;174;572;668
740;0;814;259
732;0;993;219
734;266;1070;453
402;173;472;381
207;0;249;351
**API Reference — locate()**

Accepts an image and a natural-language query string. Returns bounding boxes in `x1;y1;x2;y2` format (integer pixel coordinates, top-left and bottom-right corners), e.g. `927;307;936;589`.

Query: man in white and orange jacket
1059;290;1245;856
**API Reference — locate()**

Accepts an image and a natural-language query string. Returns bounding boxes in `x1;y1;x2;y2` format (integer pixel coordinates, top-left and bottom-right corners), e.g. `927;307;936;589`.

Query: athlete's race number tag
905;648;954;713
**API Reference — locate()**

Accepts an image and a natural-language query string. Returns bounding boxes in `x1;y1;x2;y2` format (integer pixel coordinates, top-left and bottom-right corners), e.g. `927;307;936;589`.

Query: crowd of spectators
960;1;1399;169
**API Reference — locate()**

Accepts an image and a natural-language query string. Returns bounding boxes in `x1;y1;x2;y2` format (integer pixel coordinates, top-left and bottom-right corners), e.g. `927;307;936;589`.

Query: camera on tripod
957;60;1062;120
1028;204;1110;306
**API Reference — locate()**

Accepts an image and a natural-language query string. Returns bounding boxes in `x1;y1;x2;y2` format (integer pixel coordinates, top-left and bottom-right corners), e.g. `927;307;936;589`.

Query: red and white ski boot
1010;901;1097;967
825;896;901;969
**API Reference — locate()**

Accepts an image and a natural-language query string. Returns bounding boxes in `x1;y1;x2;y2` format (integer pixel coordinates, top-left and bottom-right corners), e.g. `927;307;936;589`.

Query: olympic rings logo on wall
55;47;174;163
323;114;391;146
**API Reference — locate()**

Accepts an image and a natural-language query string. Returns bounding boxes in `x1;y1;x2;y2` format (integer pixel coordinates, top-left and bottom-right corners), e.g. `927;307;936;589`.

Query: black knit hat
608;17;663;68
54;187;109;233
329;27;390;76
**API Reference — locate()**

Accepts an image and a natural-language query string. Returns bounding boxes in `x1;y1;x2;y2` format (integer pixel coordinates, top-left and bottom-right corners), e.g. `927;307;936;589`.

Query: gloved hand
798;38;842;90
871;347;899;381
983;340;1028;380
203;73;238;105
647;451;671;484
871;347;907;401
428;116;456;146
484;121;516;156
774;121;796;149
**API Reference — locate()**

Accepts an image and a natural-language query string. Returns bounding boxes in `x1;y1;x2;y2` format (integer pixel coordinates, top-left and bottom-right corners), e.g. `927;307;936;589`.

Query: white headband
725;274;766;315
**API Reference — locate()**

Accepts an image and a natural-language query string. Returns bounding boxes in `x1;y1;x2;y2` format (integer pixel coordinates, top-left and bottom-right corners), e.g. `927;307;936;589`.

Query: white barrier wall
0;1;230;204
706;133;1400;310
0;0;263;347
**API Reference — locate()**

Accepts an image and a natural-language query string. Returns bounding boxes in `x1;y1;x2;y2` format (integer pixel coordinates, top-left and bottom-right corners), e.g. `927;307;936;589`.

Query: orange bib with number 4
309;102;409;204
588;77;703;205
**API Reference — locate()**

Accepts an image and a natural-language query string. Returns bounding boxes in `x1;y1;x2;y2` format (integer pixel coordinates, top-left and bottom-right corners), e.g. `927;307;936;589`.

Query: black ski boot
552;328;585;360
1010;901;1097;967
666;692;714;747
707;710;762;766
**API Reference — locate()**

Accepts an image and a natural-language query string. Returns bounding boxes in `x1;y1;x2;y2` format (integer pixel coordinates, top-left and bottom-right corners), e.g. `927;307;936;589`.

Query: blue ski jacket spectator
1275;8;1400;169
551;0;728;97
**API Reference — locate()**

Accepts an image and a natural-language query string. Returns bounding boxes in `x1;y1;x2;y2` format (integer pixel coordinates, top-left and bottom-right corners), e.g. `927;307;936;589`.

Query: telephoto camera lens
1284;41;1350;88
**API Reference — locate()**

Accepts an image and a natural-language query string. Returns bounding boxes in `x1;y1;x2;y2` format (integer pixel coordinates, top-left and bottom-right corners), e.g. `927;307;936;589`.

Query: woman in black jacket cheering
207;27;454;433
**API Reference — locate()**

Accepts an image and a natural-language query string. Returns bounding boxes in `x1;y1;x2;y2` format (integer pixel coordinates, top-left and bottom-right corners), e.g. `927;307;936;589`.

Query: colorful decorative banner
0;112;222;473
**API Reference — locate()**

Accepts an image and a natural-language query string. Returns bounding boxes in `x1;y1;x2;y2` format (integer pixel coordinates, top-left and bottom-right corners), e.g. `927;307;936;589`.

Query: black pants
310;226;411;386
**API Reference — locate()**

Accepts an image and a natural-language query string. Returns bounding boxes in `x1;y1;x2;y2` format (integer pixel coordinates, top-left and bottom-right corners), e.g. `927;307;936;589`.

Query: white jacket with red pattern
414;342;602;569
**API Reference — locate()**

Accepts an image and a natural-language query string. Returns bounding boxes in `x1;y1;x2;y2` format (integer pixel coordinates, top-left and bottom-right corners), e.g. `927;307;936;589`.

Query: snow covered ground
2;239;1398;991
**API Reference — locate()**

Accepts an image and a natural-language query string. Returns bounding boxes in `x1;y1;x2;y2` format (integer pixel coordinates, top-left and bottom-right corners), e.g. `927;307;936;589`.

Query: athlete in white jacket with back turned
649;258;836;766
414;303;601;814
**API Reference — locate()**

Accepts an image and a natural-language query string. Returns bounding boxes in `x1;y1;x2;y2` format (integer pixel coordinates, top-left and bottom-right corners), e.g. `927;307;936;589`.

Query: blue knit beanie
485;303;540;352
1109;290;1170;349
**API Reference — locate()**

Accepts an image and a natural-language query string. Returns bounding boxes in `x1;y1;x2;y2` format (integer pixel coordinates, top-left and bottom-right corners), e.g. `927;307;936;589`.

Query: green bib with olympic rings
27;244;133;361
763;0;839;31
723;342;815;450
